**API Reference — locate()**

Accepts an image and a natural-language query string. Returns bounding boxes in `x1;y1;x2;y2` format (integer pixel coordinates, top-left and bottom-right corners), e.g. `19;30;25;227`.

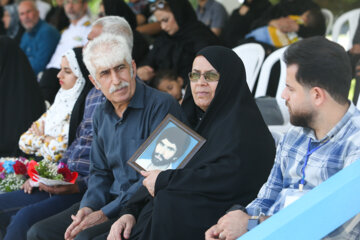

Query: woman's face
154;9;179;36
2;10;11;29
57;56;78;90
190;56;219;112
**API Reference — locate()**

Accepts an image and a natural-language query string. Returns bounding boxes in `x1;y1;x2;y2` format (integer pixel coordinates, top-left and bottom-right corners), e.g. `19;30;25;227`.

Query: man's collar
303;101;355;142
201;0;214;10
28;19;42;35
71;14;90;27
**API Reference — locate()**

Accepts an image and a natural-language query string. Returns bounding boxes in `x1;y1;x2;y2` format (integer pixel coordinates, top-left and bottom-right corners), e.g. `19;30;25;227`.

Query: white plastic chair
332;8;360;50
232;43;265;92
255;46;291;132
321;8;334;35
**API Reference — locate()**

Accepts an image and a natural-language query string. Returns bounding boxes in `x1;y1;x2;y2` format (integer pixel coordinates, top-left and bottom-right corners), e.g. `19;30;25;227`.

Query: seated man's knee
27;222;45;240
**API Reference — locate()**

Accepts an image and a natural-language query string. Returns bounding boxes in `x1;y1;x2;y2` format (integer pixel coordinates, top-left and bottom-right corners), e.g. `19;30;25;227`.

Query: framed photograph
127;114;206;172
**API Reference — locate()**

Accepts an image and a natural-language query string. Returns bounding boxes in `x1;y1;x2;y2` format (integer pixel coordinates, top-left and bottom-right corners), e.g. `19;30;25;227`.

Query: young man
206;36;360;240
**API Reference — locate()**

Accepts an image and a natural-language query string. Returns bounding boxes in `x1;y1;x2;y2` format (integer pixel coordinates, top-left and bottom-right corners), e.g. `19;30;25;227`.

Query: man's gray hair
83;33;132;82
92;16;133;50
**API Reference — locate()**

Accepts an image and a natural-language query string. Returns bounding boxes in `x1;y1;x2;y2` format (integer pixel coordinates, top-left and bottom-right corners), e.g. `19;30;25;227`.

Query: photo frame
127;114;206;173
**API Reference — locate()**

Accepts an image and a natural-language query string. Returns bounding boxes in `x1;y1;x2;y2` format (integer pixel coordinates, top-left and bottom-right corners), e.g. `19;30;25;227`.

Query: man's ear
311;87;326;107
89;75;100;89
132;60;137;78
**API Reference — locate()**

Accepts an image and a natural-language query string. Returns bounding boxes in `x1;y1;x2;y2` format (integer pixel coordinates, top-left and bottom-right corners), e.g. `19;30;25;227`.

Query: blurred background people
18;0;60;75
2;3;24;44
196;0;228;36
136;0;220;86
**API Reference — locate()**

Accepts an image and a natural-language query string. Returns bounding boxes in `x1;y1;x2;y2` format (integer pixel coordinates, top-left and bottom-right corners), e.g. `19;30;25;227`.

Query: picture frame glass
127;114;206;172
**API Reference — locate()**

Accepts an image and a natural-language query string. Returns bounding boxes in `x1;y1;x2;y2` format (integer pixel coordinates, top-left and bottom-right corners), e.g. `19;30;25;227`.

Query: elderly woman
106;46;276;240
136;0;220;85
0;37;44;158
0;47;92;240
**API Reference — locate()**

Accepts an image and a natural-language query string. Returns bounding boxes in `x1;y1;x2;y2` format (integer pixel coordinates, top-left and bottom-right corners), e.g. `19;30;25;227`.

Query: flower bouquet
27;159;78;186
0;157;29;192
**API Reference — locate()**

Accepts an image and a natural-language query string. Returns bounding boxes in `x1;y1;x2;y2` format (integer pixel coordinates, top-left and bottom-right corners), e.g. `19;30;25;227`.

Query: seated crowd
0;0;360;240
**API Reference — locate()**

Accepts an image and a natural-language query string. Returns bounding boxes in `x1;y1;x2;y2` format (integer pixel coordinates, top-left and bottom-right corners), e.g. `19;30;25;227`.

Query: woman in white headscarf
18;48;87;162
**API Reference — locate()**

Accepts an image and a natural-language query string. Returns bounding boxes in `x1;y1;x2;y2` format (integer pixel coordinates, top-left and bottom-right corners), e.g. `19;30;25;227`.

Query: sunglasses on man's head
150;0;167;13
188;71;220;82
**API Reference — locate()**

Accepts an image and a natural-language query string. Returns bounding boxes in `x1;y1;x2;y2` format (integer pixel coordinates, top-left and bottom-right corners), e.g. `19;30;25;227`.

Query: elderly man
39;0;91;103
27;33;185;240
205;37;360;240
18;0;60;75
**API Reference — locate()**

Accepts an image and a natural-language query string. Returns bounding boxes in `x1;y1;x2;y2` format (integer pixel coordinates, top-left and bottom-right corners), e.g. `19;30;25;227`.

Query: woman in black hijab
0;36;45;157
102;0;149;64
221;0;272;48
137;0;220;86
107;46;276;240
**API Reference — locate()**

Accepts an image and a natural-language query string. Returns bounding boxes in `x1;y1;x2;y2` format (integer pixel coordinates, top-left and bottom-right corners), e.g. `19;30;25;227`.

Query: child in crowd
153;69;184;103
246;8;325;47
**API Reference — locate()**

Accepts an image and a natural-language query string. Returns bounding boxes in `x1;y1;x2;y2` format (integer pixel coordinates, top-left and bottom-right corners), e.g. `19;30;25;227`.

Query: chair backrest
254;46;289;123
238;159;360;240
232;43;265;92
332;8;360;50
321;8;334;35
215;0;239;14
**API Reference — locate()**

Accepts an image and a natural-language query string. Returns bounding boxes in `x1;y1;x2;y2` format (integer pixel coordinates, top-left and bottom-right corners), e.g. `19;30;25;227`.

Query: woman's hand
30;121;45;136
141;170;161;197
21;178;34;194
137;66;155;82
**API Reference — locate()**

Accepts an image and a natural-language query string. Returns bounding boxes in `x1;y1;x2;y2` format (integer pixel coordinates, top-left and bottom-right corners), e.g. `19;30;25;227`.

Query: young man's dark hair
155;126;191;159
284;36;352;104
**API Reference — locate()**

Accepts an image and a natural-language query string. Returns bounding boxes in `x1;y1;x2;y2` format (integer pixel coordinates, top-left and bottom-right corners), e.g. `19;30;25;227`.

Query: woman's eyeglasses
150;0;167;12
188;71;220;82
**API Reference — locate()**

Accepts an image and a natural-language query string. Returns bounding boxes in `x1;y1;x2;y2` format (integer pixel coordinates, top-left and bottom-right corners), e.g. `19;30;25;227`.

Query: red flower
57;167;72;182
0;162;4;172
13;161;27;175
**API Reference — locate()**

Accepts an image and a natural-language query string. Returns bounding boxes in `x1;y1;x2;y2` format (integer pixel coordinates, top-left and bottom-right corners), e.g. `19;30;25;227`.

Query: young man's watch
226;204;247;214
247;212;265;231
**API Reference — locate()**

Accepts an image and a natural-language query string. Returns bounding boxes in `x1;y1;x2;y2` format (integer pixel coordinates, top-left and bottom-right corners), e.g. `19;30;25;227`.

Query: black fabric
45;6;70;32
220;0;272;48
102;0;149;64
353;17;360;45
38;67;60;104
0;37;45;157
140;0;220;85
251;0;319;30
12;25;24;46
121;46;276;240
0;7;5;35
67;47;93;146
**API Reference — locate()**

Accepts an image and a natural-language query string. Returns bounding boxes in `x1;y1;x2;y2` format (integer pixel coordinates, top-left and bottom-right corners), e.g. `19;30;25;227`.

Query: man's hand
141;170;161;197
107;214;136;240
22;178;34;194
205;210;250;240
64;207;93;239
39;182;80;195
137;66;155;82
269;17;299;33
350;44;360;54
